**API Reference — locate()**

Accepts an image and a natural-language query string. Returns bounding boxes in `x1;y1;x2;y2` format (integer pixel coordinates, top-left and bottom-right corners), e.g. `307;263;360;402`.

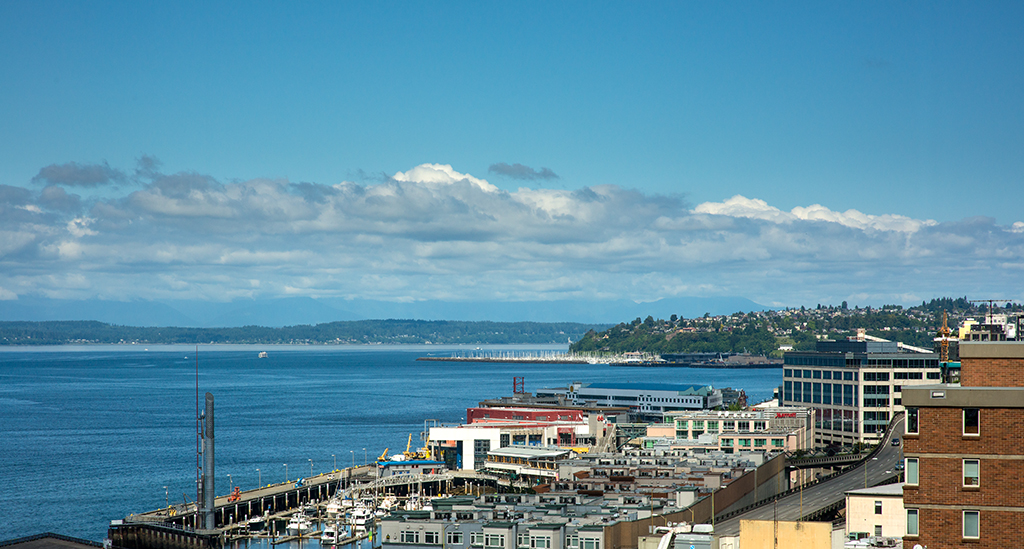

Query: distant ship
258;351;268;358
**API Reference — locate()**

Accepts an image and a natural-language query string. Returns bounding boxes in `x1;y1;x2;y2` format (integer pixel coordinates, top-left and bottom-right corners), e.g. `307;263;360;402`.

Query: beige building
844;483;905;540
719;519;832;549
643;407;814;453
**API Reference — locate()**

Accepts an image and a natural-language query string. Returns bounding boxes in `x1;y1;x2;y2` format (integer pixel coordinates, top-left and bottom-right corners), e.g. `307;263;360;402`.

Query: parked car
891;437;901;446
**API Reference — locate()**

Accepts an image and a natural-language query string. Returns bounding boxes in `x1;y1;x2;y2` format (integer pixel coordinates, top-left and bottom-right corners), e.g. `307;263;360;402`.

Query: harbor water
0;345;782;543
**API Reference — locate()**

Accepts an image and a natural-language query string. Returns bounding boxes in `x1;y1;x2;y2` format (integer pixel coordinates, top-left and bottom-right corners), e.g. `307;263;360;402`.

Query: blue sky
1;2;1023;313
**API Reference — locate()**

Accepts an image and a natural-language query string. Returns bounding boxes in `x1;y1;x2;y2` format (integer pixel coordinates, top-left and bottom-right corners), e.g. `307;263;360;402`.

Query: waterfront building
779;339;940;445
643;407;814;453
378;459;447;478
428;410;606;472
535;382;723;420
902;339;1024;549
483;446;573;483
380;494;612;549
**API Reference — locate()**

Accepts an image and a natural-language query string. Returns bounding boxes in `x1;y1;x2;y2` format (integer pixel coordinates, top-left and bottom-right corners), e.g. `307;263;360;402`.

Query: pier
109;465;509;549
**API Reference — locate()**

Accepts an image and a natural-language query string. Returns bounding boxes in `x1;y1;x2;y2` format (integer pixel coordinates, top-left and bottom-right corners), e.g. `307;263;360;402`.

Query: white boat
258;351;268;358
321;521;349;545
325;500;344;519
247;515;266;532
349;505;373;532
287;514;314;536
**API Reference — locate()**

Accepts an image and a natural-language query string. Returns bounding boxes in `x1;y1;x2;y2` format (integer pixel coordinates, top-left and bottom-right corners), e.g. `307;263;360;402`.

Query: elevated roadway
712;414;904;537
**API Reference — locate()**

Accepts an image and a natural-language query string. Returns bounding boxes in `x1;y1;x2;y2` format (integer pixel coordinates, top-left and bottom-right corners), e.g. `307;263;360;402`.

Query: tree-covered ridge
0;319;609;346
569;297;1019;356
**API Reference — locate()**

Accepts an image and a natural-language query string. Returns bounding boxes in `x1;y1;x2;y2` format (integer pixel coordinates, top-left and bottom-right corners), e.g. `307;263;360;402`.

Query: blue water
0;345;781;543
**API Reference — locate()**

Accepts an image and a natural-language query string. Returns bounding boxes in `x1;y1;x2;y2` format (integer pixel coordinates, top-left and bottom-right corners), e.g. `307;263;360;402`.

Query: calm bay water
0;345;781;543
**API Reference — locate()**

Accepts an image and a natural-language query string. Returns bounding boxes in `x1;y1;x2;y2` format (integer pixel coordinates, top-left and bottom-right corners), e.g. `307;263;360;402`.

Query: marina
0;345;781;543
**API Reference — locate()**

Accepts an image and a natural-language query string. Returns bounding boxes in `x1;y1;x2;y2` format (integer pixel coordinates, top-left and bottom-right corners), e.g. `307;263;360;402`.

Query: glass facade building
780;340;940;445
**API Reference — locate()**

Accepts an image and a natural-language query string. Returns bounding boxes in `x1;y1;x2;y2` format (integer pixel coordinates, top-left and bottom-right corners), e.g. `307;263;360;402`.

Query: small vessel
287;513;314;536
349;504;373;532
258;351;268;358
247;515;266;532
325;499;344;519
321;521;349;545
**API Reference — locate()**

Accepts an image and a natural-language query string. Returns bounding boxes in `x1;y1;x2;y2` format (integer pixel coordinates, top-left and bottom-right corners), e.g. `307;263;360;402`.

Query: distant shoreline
416;356;590;364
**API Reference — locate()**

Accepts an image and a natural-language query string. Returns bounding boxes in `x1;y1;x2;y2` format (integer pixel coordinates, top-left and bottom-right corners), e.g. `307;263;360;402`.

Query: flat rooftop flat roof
543;383;713;394
488;446;573;458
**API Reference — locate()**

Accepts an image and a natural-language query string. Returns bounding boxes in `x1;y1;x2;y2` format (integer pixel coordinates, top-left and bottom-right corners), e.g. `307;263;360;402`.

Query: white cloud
694;195;938;233
2;162;1023;307
392;163;499;193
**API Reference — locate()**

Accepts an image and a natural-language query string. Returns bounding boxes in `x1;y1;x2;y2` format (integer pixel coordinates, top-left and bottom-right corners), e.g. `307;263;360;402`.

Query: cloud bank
1;161;1021;307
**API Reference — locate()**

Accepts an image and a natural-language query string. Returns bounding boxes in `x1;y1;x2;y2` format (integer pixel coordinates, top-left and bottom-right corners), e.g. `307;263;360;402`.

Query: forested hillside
570;297;1016;356
0;319;607;345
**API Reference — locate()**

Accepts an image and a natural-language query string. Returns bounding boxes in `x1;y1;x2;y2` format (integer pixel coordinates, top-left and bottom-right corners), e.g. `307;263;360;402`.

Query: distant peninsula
0;319;609;346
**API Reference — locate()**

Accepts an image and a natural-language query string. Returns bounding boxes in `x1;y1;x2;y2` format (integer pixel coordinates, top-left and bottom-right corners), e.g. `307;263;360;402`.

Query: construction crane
934;311;953;363
403;433;432;460
376;448;389;462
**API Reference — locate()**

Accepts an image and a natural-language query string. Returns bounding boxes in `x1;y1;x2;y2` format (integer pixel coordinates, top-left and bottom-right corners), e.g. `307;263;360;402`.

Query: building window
448;532;465;545
517;534;529;548
772;439;783;448
753;421;766;430
485;534;505;548
905;408;918;434
425;532;440;545
874;525;882;537
581;539;600;549
739;439;751;447
471;533;484;547
401;532;420;544
906;458;919;485
906;509;919;537
754;439;766;447
873;500;882;514
963;510;980;539
530;536;550;549
963;459;980;487
567;536;578;548
721;438;733;447
723;420;735;430
738;421;750;431
963;408;979;435
707;421;719;431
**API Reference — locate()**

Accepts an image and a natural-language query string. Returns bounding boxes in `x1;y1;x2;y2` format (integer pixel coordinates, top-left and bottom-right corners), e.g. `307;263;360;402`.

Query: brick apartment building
901;341;1024;548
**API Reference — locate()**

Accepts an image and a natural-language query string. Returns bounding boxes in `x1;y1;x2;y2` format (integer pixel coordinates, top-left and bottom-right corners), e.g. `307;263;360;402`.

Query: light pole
164;486;169;509
332;454;336;471
256;468;261;487
228;474;233;492
284;463;288;483
309;458;313;478
350;450;354;469
363;448;367;465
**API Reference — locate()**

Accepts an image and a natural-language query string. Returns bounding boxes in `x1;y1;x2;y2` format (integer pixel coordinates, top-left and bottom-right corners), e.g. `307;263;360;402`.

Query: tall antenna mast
195;345;201;527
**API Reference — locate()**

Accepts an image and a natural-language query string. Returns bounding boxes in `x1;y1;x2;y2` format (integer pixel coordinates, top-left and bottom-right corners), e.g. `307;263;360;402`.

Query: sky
1;1;1023;313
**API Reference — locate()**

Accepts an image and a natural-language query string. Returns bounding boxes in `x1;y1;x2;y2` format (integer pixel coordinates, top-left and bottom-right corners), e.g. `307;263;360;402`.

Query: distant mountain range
0;295;770;328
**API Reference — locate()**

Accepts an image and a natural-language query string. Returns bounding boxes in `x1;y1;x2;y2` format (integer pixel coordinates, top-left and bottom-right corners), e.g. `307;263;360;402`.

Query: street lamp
350;450;354;469
363;448;367;465
332;454;336;471
164;486;169;509
284;463;288;483
228;474;233;492
256;468;261;487
309;458;313;478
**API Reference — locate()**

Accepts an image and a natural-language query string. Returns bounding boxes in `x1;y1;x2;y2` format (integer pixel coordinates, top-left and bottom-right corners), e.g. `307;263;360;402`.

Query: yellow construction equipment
376;448;389;462
402;433;432;460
